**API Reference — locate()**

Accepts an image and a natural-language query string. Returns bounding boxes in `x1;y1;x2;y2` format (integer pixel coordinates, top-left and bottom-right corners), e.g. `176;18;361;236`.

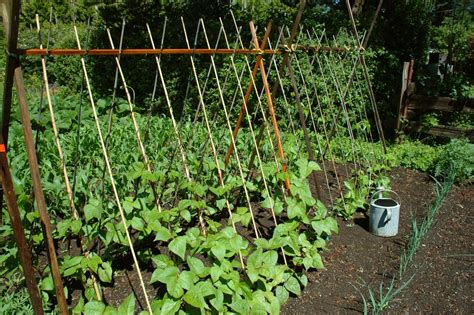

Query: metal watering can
369;188;400;237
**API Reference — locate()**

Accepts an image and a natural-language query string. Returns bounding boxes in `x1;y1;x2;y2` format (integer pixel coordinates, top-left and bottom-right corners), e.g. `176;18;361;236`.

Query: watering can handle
370;189;401;206
385;208;392;223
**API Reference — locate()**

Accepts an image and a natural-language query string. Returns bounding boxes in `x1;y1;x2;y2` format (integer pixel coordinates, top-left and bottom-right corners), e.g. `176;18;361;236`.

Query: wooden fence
397;60;474;142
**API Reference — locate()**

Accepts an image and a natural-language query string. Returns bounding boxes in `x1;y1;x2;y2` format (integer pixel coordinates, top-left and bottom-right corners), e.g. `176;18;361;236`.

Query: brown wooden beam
14;66;69;314
14;46;362;57
407;95;473;113
17;48;278;56
1;0;21;225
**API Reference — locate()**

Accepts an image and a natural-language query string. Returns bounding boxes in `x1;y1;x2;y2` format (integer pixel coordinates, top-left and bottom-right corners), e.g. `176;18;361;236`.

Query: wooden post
14;66;69;314
0;136;44;314
397;61;411;130
397;59;415;131
1;1;64;312
1;0;21;224
1;0;20;147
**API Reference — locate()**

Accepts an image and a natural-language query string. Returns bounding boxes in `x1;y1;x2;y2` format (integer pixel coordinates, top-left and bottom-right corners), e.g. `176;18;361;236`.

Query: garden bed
283;167;473;313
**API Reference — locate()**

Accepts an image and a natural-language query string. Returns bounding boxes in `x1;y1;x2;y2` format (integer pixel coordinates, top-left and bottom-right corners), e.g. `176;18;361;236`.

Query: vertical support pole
14;66;69;314
0;137;44;314
1;0;21;224
1;0;20;147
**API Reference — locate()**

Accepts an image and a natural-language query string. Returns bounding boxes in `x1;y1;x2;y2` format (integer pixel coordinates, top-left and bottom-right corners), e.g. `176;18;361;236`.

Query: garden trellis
1;0;386;313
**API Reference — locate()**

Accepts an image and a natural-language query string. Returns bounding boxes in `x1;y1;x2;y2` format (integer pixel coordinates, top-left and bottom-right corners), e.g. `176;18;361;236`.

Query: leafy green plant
432;138;473;182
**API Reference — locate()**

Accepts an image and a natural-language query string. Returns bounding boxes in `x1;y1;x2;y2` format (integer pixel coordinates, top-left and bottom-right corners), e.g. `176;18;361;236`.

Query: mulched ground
282;167;473;314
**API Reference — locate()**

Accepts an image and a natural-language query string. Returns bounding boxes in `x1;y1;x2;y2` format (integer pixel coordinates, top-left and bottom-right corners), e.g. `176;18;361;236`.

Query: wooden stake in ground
14;66;69;314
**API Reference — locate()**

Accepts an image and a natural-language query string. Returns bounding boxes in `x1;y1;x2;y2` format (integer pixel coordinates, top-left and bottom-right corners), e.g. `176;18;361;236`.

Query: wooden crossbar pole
14;46;362;57
16;48;278;56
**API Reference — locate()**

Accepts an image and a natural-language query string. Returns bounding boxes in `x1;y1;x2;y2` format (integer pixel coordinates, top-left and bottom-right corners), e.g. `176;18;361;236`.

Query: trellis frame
0;0;387;313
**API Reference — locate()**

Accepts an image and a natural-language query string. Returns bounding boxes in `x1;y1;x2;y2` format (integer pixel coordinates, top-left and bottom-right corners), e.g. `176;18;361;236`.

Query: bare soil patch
283;167;473;314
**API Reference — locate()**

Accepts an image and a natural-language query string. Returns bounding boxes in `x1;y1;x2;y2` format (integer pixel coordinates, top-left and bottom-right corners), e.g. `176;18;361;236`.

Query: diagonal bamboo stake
36;15;102;301
36;15;78;220
245;0;306;189
297;30;346;205
194;17;260;239
314;30;356;179
179;18;245;267
363;0;383;49
310;29;359;165
106;28;163;215
34;7;53;151
229;11;287;171
228;20;292;223
289;26;348;202
346;0;387;152
101;18;126;200
264;29;301;153
277;28;324;200
220;18;288;263
284;30;333;205
145;22;191;181
326;31;378;189
331;33;379;172
145;23;208;234
74;26;153;314
71;17;91;197
321;41;361;174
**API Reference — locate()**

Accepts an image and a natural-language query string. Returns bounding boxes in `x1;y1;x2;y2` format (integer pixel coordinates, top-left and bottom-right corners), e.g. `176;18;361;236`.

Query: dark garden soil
282;167;473;314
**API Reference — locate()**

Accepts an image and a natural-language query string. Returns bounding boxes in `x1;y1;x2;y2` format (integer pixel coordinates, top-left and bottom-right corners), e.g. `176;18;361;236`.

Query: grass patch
0;274;34;315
